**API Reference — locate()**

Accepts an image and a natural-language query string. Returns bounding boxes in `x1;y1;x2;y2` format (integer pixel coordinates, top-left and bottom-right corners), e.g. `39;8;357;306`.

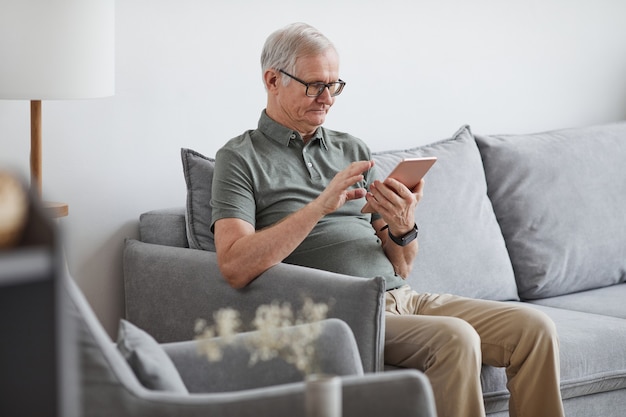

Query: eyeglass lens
307;82;344;97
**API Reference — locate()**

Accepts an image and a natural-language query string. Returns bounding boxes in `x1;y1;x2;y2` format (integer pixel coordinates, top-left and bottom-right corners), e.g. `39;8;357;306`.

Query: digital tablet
361;156;437;214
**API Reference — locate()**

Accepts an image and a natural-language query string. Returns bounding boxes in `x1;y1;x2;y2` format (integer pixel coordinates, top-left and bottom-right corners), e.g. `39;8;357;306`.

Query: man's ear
264;69;280;94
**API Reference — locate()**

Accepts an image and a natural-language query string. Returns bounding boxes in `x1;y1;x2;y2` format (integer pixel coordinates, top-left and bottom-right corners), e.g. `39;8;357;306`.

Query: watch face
389;224;418;246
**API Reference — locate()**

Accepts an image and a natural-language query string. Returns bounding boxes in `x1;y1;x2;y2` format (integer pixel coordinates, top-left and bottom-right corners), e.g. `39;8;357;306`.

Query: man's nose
316;86;333;103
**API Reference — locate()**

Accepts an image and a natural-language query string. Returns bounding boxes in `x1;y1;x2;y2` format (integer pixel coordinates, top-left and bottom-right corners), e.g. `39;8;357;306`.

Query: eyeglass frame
278;69;346;97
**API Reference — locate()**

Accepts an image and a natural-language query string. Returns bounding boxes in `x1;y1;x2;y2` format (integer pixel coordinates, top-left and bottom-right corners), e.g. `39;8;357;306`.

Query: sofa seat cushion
528;283;626;319
475;122;626;299
478;303;626;414
373;126;518;301
530;304;626;399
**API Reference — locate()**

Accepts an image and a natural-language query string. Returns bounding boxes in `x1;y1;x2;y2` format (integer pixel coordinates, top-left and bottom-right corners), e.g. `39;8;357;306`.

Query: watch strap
380;223;419;246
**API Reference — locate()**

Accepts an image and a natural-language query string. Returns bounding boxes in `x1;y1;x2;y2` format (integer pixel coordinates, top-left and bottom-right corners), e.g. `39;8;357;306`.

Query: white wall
1;0;626;337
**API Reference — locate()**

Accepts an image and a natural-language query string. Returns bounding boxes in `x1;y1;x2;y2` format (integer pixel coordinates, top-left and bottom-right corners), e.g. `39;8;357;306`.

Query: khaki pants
385;285;564;417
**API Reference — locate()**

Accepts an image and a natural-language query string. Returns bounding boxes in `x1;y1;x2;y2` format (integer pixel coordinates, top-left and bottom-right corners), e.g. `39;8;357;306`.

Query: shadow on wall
75;220;139;338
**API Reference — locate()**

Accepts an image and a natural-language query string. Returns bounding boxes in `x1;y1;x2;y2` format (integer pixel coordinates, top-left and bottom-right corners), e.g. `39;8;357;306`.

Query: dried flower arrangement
194;298;329;375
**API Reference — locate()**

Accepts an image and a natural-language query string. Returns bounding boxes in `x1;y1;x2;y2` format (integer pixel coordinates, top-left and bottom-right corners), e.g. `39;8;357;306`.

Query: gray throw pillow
373;126;519;301
117;319;189;393
181;148;216;251
475;122;626;299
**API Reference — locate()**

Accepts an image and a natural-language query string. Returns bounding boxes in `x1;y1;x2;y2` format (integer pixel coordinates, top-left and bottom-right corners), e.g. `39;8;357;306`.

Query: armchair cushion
117;319;189;393
181;148;216;252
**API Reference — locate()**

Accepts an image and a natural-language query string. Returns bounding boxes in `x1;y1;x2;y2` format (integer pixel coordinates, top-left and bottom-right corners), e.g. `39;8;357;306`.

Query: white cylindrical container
305;374;342;417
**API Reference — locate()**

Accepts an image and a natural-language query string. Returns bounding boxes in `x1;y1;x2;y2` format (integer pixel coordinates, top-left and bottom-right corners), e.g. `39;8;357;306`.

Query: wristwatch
381;223;419;246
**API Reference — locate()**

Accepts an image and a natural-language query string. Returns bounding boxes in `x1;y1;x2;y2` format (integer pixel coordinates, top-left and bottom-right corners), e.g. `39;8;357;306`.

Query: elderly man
211;22;564;417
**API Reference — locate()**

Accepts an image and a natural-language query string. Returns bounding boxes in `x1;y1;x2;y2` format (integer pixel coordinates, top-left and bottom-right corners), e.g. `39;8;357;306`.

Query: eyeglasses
279;69;346;97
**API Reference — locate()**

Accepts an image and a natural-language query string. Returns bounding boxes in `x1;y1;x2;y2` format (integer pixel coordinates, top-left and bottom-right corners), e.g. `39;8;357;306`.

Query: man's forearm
382;238;418;278
373;220;418;278
215;201;326;289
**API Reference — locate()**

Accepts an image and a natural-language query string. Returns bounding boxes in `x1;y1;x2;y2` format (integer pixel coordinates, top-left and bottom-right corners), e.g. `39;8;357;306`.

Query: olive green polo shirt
211;111;405;290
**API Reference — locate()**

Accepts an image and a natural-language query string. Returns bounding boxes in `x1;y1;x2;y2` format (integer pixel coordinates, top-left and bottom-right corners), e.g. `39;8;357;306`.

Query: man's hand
312;160;374;216
367;178;424;236
368;178;424;278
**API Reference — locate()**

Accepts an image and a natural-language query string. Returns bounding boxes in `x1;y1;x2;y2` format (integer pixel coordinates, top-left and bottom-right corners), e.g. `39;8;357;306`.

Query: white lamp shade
0;0;115;99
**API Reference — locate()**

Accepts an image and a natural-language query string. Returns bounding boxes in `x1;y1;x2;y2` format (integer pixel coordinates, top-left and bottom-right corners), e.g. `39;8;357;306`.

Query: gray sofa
124;121;626;416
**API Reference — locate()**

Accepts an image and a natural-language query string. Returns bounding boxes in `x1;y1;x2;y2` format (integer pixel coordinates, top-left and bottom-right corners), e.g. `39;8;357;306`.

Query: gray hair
261;22;336;86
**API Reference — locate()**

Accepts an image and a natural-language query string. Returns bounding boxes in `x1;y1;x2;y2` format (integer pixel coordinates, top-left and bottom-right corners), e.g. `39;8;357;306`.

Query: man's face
270;49;340;139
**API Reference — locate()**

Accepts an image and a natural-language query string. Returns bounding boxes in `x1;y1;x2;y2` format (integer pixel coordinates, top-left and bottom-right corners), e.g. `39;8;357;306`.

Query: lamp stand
30;100;69;218
30;100;42;194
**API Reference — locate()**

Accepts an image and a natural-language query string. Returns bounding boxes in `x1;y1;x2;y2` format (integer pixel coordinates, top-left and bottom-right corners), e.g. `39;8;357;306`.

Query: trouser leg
385;286;564;417
385;313;486;417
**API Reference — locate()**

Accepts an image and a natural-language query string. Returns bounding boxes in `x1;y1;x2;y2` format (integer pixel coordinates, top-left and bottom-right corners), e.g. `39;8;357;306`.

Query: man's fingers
346;188;367;201
383;177;410;196
344;160;374;177
334;160;373;189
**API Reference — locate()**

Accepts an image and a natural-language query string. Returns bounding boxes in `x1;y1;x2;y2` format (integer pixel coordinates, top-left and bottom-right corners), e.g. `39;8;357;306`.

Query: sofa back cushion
181;148;216;252
475;122;626;299
374;126;519;301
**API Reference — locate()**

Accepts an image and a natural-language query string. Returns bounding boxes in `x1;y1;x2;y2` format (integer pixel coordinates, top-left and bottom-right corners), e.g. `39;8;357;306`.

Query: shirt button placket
303;144;318;179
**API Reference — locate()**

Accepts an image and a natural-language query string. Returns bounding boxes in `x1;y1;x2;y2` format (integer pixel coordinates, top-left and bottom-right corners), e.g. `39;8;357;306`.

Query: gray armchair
71;269;436;417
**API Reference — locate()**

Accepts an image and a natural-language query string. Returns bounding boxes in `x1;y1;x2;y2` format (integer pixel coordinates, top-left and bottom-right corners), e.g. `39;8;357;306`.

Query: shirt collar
258;110;329;150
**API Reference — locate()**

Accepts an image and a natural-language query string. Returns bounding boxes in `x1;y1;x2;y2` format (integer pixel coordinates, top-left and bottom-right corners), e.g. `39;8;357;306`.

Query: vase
305;374;341;417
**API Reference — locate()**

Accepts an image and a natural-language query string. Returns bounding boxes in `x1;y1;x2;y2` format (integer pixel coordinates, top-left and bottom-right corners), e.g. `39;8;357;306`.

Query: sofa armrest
139;207;188;248
341;370;436;417
162;318;364;393
123;239;386;372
